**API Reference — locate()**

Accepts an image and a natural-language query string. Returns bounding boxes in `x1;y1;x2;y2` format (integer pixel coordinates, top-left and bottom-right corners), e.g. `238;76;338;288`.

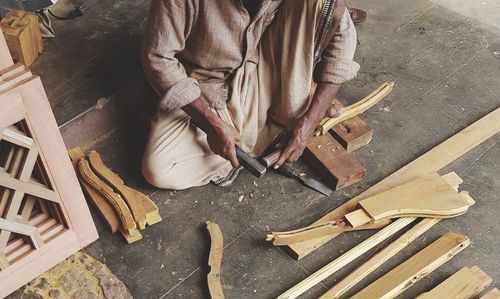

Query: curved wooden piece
126;187;162;226
78;159;137;234
316;81;395;136
358;172;472;221
206;221;225;299
267;219;391;246
88;151;147;229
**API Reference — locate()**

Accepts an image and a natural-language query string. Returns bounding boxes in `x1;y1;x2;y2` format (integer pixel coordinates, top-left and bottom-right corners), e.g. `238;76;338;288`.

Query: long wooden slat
319;218;440;299
0;218;43;248
288;107;500;259
481;288;500;299
417;266;492;299
0;171;58;202
0;92;24;131
351;232;470;299
277;218;416;299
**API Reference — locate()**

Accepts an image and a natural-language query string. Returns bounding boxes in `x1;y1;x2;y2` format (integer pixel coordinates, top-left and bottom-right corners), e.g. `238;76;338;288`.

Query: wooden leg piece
206;221;225;299
351;232;470;299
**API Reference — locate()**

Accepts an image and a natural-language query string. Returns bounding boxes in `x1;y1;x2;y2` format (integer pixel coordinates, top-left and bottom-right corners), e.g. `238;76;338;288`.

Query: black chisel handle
235;146;266;178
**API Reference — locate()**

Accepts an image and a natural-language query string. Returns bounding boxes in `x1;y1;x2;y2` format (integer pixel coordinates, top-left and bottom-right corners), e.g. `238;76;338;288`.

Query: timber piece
0;10;43;67
351;232;470;299
206;221;225;299
287;107;500;260
319;218;440;299
0;252;8;270
351;172;472;226
303;132;365;190
481;288;500;299
0;218;43;249
78;159;141;243
277;218;416;299
330;116;373;152
267;220;391;246
316;81;395;136
344;209;371;228
126;187;162;226
417;266;493;299
88;151;147;229
68;147;120;233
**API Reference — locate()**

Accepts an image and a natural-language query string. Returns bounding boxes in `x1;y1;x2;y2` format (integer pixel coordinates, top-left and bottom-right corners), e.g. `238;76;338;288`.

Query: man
141;0;359;190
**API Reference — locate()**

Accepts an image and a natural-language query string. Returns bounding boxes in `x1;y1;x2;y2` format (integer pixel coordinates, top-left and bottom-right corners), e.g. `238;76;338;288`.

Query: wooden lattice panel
0;31;98;297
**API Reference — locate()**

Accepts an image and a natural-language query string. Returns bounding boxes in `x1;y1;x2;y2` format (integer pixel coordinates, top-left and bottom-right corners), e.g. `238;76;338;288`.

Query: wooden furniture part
68;147;120;233
287;107;500;260
88;150;161;227
316;81;395;136
267;219;391;246
351;232;470;299
0;10;43;67
345;172;473;228
319;218;440;299
270;171;469;246
329;114;373;152
304;132;365;190
277;218;416;299
481;288;500;299
206;221;225;299
417;266;493;299
0;73;98;297
78;159;141;244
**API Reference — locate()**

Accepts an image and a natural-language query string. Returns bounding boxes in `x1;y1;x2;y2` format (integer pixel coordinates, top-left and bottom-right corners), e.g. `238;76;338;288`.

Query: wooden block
68;147;120;234
330;116;373;152
417;265;493;299
303;133;365;190
481;288;500;299
344;209;371;228
206;221;225;299
351;232;470;299
0;10;43;67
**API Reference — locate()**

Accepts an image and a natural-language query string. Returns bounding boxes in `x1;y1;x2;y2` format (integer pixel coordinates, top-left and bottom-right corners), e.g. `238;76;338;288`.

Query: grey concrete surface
11;0;500;298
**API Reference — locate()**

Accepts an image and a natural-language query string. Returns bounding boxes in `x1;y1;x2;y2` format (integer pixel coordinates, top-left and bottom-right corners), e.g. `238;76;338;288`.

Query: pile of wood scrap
69;148;161;243
266;107;500;298
0;31;97;297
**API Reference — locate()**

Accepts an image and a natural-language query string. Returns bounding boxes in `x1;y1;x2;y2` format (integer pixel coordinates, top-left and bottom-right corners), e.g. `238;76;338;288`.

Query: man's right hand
182;98;241;168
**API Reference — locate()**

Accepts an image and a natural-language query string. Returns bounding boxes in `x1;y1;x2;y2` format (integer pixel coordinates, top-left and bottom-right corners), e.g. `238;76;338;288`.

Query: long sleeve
314;8;360;84
141;0;200;112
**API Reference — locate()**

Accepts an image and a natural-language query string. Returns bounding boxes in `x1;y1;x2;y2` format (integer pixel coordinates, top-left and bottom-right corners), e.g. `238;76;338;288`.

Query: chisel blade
297;176;333;197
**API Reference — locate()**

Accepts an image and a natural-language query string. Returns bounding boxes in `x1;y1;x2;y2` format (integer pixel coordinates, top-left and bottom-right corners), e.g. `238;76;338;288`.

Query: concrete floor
14;0;500;298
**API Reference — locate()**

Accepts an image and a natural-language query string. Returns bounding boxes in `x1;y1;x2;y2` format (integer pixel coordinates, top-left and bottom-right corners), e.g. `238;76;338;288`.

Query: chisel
277;164;333;196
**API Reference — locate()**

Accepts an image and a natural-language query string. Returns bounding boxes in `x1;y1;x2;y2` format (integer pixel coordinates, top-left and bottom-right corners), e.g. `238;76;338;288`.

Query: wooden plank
0;218;43;249
0;171;58;202
351;232;470;299
481;288;500;299
304;132;365;190
319;218;440;299
0;26;14;69
206;221;225;299
316;81;395;136
0;252;9;270
344;209;371;228
267;220;391;246
88;151;147;229
358;172;472;221
330;116;373;152
277;218;416;299
68;147;120;234
287;107;500;259
0;92;24;131
417;266;493;299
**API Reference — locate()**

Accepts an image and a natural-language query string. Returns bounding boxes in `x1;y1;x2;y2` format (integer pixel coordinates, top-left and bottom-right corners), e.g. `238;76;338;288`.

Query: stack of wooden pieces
0;31;97;297
69;148;162;244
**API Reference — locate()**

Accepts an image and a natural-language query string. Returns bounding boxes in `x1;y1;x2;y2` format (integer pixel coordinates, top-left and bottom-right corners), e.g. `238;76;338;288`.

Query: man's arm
142;0;240;167
274;1;360;168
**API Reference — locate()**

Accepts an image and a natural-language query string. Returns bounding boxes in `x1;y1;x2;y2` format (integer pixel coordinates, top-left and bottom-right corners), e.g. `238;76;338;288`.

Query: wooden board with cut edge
351;232;470;299
417;265;493;299
303;132;365;190
68;147;120;234
287;107;500;260
481;288;500;299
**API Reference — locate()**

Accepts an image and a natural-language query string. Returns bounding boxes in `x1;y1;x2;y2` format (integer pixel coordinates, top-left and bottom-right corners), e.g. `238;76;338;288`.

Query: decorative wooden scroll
0;30;97;297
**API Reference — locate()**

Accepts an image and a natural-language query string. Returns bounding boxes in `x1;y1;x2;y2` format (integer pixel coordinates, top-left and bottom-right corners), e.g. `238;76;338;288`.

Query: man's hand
183;98;241;168
274;83;342;169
